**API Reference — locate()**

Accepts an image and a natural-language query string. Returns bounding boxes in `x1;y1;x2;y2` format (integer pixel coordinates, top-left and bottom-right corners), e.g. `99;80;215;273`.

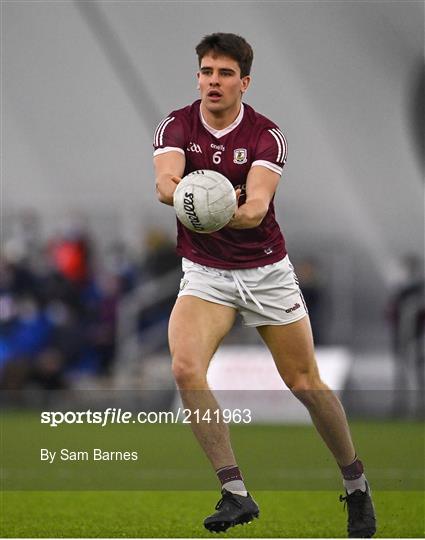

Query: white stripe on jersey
268;129;283;162
153;146;185;157
268;128;287;164
251;160;283;175
158;117;175;146
154;117;170;146
275;128;288;163
154;116;175;147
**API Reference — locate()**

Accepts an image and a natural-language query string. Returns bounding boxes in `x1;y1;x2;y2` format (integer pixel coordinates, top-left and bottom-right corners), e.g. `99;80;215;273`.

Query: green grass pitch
1;419;424;537
1;490;423;537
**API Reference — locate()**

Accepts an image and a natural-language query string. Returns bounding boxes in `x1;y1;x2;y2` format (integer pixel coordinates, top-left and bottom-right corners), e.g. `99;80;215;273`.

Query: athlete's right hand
153;151;185;206
155;174;182;206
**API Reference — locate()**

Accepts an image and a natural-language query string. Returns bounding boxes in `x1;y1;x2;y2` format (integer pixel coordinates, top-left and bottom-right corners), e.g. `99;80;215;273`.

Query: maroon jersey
153;100;288;269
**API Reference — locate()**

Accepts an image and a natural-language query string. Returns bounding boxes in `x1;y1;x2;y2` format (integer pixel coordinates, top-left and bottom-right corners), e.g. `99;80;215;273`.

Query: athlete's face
197;54;251;115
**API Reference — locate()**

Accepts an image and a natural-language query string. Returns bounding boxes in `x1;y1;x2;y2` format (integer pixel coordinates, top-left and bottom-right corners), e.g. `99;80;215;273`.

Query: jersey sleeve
153;114;186;157
251;126;288;175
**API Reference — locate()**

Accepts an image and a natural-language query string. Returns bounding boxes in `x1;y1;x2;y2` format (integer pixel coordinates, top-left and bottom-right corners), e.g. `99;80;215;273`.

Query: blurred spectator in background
136;228;181;351
85;273;120;376
5;208;43;273
296;258;325;345
1;213;191;386
1;242;39;297
104;241;138;295
140;228;180;279
0;293;55;389
48;214;93;286
387;253;425;418
0;211;124;387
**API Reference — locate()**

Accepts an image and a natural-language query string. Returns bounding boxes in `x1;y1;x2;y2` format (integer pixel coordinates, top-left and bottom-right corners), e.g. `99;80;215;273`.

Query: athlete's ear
196;72;200;90
241;75;251;94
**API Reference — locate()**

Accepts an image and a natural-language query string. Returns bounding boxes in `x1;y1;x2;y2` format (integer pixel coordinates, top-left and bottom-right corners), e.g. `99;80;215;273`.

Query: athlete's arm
227;166;280;229
154;151;186;206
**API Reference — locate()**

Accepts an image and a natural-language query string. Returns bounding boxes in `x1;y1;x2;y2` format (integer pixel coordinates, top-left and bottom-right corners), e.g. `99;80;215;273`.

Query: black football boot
204;489;260;533
340;482;377;538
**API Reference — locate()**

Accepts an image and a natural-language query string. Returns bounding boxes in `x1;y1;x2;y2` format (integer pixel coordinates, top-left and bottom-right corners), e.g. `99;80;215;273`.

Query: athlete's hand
155;174;182;205
227;194;268;229
227;189;243;228
153;151;185;206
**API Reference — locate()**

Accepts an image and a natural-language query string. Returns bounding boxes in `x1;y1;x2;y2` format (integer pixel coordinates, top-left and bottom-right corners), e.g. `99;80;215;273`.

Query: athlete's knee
171;353;207;388
285;371;327;405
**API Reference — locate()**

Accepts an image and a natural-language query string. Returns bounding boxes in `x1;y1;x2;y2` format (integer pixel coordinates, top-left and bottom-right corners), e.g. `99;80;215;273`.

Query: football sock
216;465;248;496
340;456;367;494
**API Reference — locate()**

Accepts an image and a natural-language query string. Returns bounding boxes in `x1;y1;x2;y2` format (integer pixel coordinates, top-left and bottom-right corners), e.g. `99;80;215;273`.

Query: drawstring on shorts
230;271;264;311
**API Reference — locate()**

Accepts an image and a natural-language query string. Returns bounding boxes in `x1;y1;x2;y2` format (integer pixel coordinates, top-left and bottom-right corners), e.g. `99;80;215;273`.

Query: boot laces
340;491;365;521
215;491;243;510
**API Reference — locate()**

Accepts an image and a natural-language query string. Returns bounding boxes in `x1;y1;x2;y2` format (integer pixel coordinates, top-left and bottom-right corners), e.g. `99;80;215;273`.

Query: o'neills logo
183;192;204;231
285;303;300;314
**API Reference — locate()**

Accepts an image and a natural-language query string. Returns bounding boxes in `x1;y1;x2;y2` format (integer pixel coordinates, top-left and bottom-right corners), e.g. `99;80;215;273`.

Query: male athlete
153;33;376;538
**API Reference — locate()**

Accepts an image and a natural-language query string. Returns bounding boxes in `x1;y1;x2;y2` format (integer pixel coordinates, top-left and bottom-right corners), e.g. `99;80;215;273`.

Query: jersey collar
199;103;244;139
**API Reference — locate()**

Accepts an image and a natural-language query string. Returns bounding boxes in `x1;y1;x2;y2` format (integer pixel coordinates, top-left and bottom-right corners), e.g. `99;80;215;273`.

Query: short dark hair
195;33;253;78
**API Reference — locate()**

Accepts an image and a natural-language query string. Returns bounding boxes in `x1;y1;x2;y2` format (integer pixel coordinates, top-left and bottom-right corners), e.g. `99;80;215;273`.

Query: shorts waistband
182;258;264;310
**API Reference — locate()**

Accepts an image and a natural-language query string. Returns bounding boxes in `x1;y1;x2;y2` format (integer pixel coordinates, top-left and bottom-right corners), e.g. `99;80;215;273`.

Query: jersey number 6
213;151;222;164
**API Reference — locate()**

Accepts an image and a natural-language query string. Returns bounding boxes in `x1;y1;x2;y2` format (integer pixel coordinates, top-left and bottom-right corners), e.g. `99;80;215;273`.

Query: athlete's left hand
227;195;267;229
228;166;280;229
227;189;242;228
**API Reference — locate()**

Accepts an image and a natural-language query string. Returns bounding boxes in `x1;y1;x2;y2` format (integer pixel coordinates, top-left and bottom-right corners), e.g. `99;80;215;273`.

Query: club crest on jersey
233;148;247;164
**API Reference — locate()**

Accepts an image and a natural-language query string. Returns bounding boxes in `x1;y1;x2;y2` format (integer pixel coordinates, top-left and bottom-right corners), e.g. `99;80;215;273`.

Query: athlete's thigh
257;315;320;385
169;295;237;370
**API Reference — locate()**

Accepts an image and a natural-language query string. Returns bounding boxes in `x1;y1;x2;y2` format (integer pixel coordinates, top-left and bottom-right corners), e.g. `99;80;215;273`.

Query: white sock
343;473;367;494
222;479;248;496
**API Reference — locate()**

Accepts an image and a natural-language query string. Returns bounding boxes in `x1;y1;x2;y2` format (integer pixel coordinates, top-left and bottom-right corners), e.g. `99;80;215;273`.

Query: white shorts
178;255;308;327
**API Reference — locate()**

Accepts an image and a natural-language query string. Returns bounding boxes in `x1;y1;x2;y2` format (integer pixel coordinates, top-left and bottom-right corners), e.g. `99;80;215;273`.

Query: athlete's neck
200;102;242;131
